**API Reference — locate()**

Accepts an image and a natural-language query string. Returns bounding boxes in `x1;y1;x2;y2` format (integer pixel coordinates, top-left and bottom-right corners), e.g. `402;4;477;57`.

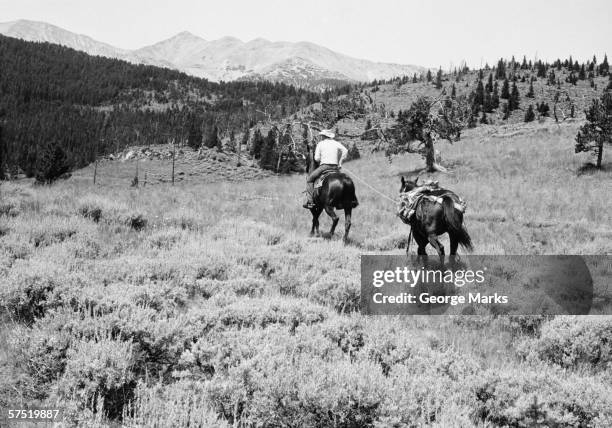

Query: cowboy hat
319;129;335;139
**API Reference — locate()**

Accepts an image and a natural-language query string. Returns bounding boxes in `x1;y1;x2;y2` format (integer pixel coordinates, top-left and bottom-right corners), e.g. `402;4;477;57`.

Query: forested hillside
0;35;323;177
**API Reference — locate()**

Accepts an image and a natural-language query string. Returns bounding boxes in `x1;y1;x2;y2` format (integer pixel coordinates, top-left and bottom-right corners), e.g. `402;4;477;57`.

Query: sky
2;0;611;69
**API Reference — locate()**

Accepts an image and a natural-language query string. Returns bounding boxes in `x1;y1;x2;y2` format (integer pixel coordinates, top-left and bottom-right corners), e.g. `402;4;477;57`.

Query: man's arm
314;142;322;163
337;142;348;166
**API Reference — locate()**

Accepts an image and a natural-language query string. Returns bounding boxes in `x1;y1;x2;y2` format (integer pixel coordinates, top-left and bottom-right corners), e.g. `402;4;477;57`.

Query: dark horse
400;176;473;260
306;144;358;243
310;171;358;242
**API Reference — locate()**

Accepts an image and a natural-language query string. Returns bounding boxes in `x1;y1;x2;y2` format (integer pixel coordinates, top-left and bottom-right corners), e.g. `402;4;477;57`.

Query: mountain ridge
0;19;425;87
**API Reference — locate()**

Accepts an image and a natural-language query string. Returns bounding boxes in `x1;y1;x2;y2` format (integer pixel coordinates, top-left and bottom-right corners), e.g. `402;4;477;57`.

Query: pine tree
537;102;550;117
526;80;534;98
474;80;485;106
204;124;220;149
484;91;493;113
259;128;278;171
226;129;236;152
491;82;500;109
502;102;510;120
599;54;609;76
536;61;547;78
435;68;443;89
451;83;456;99
485;73;493;92
579;64;586;80
575;92;612;168
250;128;264;158
216;132;224;152
426;69;433;82
509;82;520;110
524;105;535;122
501;78;510;99
241;128;250;153
35;139;72;183
187;119;202;149
0;124;5;179
495;58;506;79
346;143;361;161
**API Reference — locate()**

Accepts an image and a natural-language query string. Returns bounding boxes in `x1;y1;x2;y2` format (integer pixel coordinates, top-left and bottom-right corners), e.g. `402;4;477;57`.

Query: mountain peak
170;31;205;42
0;20;426;87
217;36;242;43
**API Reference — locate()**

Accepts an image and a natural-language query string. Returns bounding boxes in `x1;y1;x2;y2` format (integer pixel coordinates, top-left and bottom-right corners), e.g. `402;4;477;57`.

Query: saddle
314;169;339;189
397;183;467;224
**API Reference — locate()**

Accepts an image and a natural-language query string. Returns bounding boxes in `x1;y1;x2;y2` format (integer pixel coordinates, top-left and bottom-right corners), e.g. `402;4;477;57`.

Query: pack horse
398;176;473;260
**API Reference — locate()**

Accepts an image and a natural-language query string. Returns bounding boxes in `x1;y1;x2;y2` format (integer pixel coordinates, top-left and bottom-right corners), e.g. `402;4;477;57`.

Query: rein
341;166;416;253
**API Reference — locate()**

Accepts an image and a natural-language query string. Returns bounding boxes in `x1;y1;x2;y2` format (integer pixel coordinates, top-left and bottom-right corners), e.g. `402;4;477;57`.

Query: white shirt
314;139;348;166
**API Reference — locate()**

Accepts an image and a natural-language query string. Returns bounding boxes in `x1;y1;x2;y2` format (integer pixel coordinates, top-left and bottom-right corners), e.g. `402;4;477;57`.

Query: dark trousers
307;164;339;183
305;164;338;203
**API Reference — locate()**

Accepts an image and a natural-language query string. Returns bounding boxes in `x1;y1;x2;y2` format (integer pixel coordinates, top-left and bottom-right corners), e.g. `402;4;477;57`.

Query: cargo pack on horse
398;176;472;260
303;129;358;243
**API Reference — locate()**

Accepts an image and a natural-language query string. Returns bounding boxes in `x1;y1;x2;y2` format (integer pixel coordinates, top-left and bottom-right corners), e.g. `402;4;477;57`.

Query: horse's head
400;176;419;193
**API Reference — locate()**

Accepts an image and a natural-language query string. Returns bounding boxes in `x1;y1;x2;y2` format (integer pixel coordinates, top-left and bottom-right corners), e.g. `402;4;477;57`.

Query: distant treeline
0;35;329;177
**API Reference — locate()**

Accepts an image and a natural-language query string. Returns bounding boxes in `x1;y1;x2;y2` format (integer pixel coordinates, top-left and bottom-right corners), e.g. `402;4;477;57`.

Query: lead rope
341;166;398;205
341;166;414;253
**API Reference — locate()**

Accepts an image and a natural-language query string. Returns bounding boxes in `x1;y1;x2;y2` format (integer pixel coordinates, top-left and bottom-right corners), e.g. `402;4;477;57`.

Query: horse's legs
428;234;445;264
343;207;352;243
324;206;339;236
310;206;323;236
413;231;429;256
449;234;459;255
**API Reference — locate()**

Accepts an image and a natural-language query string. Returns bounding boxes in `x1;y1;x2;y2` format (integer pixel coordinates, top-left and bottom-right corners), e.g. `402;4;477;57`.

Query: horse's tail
442;196;473;251
336;174;359;208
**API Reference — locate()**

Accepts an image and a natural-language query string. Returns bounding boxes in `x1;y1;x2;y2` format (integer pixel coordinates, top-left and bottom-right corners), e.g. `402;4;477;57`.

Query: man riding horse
302;129;358;243
303;129;348;209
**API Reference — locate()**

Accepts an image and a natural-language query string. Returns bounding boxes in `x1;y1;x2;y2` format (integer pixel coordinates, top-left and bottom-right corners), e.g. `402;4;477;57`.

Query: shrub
58;338;136;420
322;317;365;358
123;381;229;427
182;324;342;382
127;213;148;231
496;315;549;337
78;202;102;222
309;269;360;313
6;323;72;399
146;229;185;250
473;367;612;427
0;259;69;322
195;253;230;281
0;199;19;217
207;298;329;331
516;316;612;369
243;358;386;427
379;362;473;426
25;218;78;248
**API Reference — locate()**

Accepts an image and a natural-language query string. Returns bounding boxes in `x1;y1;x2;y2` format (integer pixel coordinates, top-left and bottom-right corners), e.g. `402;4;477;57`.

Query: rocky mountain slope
0;20;425;87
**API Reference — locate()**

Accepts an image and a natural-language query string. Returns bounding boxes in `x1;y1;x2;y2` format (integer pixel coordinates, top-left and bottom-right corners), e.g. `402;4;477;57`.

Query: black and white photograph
0;0;611;426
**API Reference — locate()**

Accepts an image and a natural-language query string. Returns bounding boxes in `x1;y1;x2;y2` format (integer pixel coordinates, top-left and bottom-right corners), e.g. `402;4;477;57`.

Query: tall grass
0;121;611;426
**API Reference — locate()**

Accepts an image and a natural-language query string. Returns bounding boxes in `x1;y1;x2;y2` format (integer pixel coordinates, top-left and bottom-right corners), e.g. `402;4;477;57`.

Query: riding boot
303;183;315;209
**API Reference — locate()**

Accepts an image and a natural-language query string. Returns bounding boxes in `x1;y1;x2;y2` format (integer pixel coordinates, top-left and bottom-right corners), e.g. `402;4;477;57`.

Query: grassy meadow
1;119;611;427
